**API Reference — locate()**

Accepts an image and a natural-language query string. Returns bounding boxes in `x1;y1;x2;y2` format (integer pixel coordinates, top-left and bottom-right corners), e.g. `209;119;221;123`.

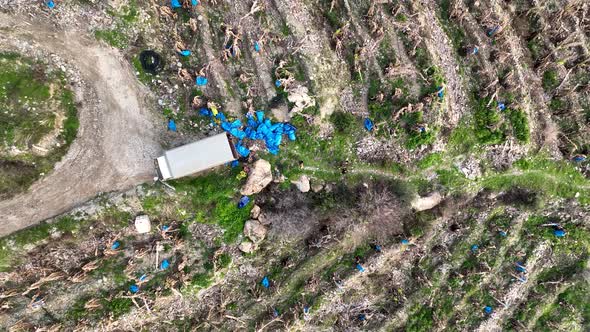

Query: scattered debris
287;85;316;114
134;215;151;234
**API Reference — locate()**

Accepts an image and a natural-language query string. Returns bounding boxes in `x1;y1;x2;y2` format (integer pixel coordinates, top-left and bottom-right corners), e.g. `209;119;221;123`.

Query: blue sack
221;121;232;132
216;112;226;121
196;76;208;86
171;0;182;8
199;108;212;117
484;306;493;314
160;259;170;270
111;241;121;250
254;41;261;52
129;284;139;293
238;196;250;208
261;276;270;288
168;119;177;132
275;79;282;88
471;244;479;252
191;0;199;5
256;111;265;123
356;264;365;272
46;0;55;8
554;229;566;237
364;118;374;131
179;50;191;57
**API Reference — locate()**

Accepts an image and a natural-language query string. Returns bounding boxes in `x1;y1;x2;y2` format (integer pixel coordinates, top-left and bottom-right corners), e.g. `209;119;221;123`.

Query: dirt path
0;13;161;237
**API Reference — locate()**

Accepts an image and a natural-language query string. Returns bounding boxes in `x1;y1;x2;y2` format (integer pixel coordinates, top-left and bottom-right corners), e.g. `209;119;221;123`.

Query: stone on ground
241;159;272;195
411;192;443;211
292;175;311;193
244;219;267;243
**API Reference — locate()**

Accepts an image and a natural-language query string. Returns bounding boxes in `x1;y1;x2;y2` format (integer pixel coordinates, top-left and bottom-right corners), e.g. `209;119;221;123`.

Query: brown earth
0;13;162;236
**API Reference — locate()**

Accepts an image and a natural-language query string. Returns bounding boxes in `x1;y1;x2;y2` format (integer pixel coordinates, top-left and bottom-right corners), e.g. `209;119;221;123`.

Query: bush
330;111;357;133
542;69;559;91
507;109;530;143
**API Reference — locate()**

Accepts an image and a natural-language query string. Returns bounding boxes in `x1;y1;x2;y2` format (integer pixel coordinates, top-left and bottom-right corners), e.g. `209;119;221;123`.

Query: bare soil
0;13;162;236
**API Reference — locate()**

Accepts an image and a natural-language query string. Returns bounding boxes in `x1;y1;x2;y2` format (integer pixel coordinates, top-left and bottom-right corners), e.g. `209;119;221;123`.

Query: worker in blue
171;0;182;8
46;0;55;8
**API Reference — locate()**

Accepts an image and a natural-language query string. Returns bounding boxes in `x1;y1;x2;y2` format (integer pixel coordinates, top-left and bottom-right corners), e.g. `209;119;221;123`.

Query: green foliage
171;170;251;243
535;282;590;330
60;90;79;145
473;99;505;145
527;38;543;60
417;152;443;170
0;216;86;272
101;298;134;318
448;122;477;154
216;253;232;269
542;69;559;91
132;55;153;85
406;304;434;331
330;111;357;133
94;29;129;49
191;272;213;289
507;109;530;143
483;156;590;204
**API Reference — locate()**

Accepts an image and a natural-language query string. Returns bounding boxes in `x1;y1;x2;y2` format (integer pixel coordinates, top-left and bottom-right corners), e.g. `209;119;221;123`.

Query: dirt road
0;13;162;237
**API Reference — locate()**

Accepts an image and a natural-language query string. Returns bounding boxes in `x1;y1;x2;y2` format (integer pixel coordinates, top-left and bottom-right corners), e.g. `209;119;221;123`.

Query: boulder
292;175;311;193
411;192;443;211
250;205;261;219
244;219;267;243
239;241;255;253
241;159;272;195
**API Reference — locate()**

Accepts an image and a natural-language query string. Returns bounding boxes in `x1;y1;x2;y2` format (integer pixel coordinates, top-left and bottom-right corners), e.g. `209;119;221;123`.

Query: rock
250;205;261;219
292;175;311;193
311;183;324;193
258;213;270;226
239;241;255;253
241;159;273;195
244;219;267;243
411;192;443;211
134;215;151;233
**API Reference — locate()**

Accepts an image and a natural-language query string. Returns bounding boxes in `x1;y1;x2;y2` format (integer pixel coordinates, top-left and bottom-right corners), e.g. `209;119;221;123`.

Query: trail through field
0;13;161;237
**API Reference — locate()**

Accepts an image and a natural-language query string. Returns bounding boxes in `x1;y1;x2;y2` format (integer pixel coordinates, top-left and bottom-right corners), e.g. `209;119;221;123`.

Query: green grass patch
506;109;530;143
170;169;251;243
542;69;559;91
95;29;129;49
417;152;444;169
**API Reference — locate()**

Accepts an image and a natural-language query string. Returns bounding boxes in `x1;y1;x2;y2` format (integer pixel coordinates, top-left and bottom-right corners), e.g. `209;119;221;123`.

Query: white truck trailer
155;133;238;181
